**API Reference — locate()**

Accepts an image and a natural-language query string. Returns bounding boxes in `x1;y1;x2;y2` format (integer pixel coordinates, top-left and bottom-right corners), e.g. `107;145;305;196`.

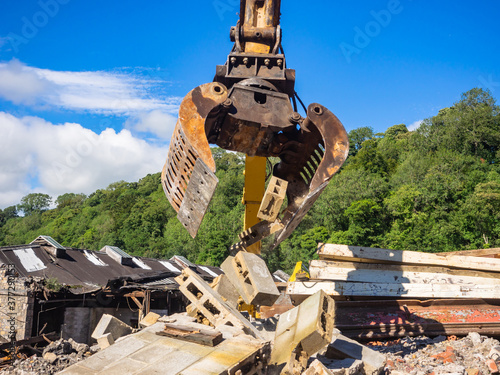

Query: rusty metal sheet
161;82;228;216
334;298;500;340
177;159;218;237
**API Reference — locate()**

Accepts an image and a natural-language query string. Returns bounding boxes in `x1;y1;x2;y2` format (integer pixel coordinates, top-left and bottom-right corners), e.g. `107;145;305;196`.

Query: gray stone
325;334;386;375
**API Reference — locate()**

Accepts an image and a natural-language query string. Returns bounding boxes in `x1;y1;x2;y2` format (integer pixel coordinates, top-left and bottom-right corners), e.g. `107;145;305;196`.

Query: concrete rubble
3;248;500;375
0;338;98;375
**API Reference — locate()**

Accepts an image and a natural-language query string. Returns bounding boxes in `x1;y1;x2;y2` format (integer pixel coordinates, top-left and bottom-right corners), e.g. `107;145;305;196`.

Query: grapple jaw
162;78;349;248
161;82;229;236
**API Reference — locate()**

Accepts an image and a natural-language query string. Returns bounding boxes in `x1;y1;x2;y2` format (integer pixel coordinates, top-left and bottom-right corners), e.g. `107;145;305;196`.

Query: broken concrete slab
324;334;386;375
59;321;270;375
270;290;335;365
221;252;280;306
91;314;132;341
175;267;263;339
138;311;160;328
96;333;114;350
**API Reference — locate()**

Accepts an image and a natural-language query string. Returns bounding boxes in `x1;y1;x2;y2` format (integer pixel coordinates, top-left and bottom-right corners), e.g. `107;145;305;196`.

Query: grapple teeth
271;103;349;248
161;82;229;237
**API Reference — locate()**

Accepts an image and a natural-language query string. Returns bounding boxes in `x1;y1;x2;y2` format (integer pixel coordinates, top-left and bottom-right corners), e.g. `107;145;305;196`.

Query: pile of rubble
370;333;500;375
5;245;500;374
0;338;98;375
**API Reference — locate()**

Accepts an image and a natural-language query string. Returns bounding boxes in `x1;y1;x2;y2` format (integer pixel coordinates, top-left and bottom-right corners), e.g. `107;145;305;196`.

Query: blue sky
0;0;499;208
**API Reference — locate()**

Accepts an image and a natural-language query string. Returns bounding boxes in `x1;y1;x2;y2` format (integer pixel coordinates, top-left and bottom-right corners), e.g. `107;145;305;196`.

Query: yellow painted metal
243;156;267;254
240;0;280;254
289;261;310;282
241;0;281;53
238;300;261;319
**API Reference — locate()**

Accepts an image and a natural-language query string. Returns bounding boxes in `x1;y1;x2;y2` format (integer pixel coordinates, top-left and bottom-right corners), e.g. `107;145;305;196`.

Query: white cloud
0;59;181;115
0;59;53;105
0;112;168;208
408;119;423;131
125;109;178;140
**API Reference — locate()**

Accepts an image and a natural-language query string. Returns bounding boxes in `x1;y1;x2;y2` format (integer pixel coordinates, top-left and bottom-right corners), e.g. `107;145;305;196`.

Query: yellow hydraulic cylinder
243;156;267;254
240;0;280;254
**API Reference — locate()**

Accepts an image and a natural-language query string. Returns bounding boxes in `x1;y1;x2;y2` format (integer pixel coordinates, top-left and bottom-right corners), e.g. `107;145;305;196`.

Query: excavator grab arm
161;0;349;252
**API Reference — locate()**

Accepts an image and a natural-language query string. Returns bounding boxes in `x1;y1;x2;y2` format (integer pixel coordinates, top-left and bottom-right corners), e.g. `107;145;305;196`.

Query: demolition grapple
161;0;349;250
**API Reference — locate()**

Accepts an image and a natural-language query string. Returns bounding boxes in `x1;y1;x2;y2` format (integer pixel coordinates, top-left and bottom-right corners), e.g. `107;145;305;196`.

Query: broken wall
0;269;34;341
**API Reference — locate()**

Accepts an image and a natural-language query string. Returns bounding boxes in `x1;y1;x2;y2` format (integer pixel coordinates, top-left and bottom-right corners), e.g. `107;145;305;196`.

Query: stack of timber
287;244;500;301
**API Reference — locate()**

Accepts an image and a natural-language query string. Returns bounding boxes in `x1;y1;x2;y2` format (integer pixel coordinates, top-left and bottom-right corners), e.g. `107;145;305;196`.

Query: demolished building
0;235;223;345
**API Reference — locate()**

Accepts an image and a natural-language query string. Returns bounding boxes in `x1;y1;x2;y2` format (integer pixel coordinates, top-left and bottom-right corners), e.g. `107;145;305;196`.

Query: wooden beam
0;332;58;351
156;324;223;346
317;243;500;273
309;260;500;284
287;280;500;299
436;248;500;258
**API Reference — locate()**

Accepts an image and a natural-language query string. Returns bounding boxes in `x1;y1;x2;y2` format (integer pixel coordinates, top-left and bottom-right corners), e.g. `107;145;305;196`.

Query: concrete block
257;176;288;222
210;274;240;308
271;290;335;365
97;333;115;349
175;267;263;339
325;334;386;375
221;252;279;306
91;314;132;341
139;312;160;328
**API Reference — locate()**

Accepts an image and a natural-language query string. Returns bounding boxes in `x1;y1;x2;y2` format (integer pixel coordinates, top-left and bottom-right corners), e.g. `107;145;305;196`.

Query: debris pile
0;338;97;375
369;332;500;375
5;245;500;374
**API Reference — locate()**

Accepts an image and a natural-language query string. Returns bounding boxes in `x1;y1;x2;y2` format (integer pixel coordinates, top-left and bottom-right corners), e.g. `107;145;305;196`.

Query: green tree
348;126;374;157
55;193;86;208
17;193;52;215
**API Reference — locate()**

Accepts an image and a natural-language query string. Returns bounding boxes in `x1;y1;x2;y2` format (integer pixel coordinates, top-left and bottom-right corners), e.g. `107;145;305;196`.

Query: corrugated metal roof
103;245;132;259
31;235;65;250
0;240;223;294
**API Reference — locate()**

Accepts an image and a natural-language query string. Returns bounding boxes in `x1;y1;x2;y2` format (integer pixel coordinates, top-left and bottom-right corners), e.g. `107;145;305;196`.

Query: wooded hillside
1;88;499;272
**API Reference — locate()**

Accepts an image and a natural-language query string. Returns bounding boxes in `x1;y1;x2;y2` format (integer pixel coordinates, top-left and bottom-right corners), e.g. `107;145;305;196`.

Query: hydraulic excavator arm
161;0;349;253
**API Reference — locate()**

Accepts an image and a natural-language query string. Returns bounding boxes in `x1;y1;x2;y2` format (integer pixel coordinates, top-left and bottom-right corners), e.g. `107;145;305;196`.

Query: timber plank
156;323;223;346
436;248;500;258
317;243;500;272
287;280;500;299
287;281;500;299
309;260;500;283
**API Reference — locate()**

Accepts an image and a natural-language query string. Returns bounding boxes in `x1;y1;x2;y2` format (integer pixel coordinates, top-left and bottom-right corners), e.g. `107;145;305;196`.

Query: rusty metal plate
334;298;500;340
177;158;218;238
